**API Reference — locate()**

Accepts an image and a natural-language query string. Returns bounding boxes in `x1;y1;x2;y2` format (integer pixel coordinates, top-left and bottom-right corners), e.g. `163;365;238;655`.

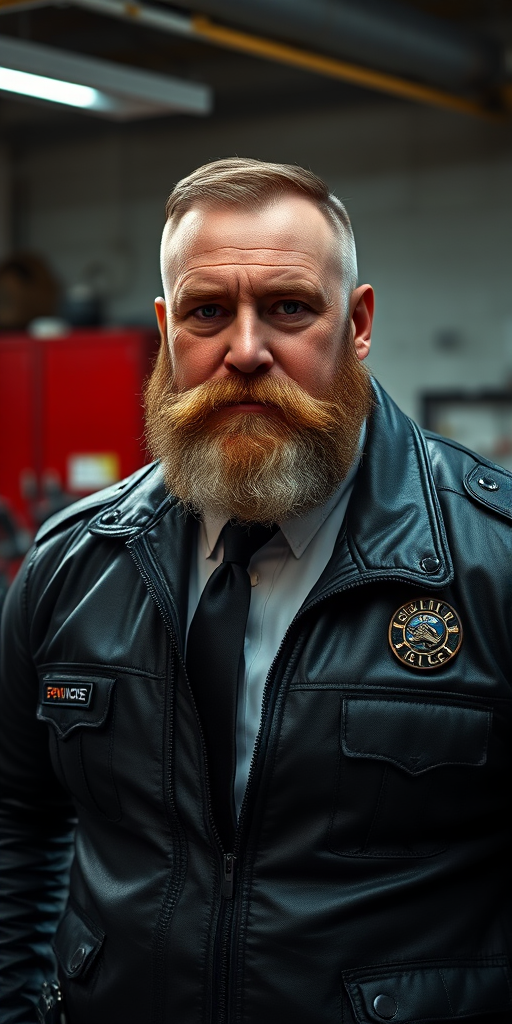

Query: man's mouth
214;399;274;412
227;401;268;411
207;400;282;424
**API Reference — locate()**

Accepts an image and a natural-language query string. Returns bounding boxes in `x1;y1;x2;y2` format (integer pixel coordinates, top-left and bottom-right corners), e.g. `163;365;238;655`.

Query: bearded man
1;158;512;1024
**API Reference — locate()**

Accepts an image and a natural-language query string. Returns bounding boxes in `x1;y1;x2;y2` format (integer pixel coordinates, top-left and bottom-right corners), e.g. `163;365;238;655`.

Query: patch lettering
42;682;93;707
388;597;463;671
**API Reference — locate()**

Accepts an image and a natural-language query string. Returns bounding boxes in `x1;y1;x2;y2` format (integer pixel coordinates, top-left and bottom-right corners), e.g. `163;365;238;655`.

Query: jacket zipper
222;852;236;898
214;854;236;1024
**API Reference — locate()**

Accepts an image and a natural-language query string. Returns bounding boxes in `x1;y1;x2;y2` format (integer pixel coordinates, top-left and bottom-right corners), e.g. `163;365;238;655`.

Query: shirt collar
201;421;366;559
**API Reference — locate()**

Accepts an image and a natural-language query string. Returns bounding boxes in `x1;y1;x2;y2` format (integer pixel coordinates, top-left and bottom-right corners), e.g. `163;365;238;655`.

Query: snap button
69;945;87;973
420;555;440;573
373;992;397;1019
101;509;121;524
478;475;499;492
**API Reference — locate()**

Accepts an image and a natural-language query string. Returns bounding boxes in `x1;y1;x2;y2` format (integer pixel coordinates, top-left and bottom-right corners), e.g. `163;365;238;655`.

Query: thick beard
144;335;372;524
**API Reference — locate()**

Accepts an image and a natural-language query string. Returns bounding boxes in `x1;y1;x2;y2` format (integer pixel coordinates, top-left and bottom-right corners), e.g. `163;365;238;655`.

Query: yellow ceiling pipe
192;14;503;120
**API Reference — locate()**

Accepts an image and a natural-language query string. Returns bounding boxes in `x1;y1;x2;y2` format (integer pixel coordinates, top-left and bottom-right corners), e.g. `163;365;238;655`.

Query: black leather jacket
1;382;512;1024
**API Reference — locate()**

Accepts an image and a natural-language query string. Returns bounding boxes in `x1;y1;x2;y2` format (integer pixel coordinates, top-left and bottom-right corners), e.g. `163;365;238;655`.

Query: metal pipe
71;0;193;35
191;14;497;119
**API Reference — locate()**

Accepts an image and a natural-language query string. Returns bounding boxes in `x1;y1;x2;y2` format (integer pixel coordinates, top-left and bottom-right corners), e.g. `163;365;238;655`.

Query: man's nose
224;308;273;374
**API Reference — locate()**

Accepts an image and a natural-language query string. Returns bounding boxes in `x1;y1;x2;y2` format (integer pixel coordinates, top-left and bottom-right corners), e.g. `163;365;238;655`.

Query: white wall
13;98;512;420
340;158;512;417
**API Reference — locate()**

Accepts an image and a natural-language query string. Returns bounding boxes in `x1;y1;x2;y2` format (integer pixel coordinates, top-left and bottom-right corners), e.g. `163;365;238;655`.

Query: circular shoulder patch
388;597;462;671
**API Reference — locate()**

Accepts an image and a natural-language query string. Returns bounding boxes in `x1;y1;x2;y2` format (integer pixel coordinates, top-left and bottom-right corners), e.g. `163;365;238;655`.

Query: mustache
160;373;346;436
144;338;373;521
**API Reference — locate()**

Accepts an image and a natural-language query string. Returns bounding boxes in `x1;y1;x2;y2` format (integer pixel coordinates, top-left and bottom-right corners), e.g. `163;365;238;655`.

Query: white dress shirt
186;430;365;814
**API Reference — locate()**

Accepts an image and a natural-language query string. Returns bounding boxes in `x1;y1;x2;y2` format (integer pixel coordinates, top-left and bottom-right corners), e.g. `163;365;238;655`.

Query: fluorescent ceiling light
0;36;212;119
0;66;100;108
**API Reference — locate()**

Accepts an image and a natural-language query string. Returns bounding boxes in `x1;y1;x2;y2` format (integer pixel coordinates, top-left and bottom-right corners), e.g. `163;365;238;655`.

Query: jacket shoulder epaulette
34;464;156;544
463;462;512;521
424;429;512;523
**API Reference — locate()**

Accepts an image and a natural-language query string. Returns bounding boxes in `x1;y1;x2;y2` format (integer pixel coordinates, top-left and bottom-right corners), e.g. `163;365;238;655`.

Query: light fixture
0;35;212;119
0;66;100;109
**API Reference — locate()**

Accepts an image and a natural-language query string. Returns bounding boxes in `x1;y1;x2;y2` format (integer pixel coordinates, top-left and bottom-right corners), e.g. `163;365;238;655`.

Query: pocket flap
53;904;104;980
37;673;115;738
342;698;490;774
343;959;511;1023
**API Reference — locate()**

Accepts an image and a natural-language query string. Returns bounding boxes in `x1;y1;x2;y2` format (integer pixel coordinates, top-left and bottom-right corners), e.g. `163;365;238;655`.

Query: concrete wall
10;98;512;420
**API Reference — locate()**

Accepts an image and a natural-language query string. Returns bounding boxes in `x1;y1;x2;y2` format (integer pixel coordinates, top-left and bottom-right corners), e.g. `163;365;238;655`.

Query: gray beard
161;412;359;525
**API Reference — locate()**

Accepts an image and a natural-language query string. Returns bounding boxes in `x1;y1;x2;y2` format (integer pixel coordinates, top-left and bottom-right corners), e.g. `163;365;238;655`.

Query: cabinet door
42;329;157;497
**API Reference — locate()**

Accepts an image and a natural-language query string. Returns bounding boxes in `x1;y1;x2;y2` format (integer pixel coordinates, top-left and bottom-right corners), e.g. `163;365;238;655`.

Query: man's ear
350;284;374;362
154;297;167;343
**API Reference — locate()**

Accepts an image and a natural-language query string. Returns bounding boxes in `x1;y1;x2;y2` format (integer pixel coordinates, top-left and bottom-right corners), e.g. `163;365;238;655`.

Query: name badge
42;682;93;707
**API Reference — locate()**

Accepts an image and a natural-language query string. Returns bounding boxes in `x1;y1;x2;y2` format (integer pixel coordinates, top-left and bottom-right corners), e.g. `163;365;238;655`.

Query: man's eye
196;305;220;318
275;301;305;315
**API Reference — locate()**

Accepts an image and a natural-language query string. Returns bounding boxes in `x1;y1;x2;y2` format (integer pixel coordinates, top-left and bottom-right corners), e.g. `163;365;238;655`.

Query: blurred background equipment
422;391;512;470
0;496;31;615
0;251;60;329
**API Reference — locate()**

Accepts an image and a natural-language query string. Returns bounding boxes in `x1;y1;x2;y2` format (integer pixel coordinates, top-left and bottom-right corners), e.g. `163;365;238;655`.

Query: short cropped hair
164;157;358;296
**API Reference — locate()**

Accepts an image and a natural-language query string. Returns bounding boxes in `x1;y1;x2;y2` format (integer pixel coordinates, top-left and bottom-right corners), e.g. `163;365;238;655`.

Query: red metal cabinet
0;328;159;533
0;334;37;529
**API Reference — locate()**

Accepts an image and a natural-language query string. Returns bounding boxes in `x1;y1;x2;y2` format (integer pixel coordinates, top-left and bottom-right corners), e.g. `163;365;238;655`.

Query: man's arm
0;553;75;1024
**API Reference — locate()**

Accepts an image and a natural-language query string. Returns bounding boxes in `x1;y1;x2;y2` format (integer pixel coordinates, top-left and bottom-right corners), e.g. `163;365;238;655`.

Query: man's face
148;194;374;523
156;195;373;405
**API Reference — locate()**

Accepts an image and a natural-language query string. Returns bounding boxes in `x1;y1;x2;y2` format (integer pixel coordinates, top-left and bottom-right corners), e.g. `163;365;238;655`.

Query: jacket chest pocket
37;672;121;821
343;958;512;1023
329;697;491;859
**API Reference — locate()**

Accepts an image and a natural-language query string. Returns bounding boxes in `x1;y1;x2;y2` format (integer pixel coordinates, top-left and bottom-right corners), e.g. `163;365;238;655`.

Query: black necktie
186;520;278;850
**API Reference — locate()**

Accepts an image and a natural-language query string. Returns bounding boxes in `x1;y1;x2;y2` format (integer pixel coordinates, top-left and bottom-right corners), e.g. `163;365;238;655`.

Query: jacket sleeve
0;551;76;1024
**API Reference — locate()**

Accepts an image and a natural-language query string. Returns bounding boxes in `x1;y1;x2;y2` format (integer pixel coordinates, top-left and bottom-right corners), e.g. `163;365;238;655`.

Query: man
1;157;511;1024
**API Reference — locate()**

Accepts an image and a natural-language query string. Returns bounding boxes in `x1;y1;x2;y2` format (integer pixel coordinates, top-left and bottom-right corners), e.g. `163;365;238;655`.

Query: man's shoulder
369;381;512;526
34;461;166;546
423;428;512;524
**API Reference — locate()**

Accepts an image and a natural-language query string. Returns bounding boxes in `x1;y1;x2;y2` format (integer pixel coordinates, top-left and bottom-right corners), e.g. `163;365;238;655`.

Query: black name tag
42;682;93;707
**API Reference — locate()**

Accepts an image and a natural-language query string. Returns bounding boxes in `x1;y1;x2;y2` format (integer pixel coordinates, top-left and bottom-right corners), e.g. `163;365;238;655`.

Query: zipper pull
222;852;236;898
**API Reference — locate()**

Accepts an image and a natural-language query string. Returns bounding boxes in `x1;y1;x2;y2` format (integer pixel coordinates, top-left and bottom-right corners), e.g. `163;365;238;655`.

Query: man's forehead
161;198;341;282
173;246;324;273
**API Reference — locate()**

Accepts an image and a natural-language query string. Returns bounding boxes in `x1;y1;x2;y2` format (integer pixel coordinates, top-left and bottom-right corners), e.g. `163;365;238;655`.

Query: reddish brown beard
144;339;372;523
